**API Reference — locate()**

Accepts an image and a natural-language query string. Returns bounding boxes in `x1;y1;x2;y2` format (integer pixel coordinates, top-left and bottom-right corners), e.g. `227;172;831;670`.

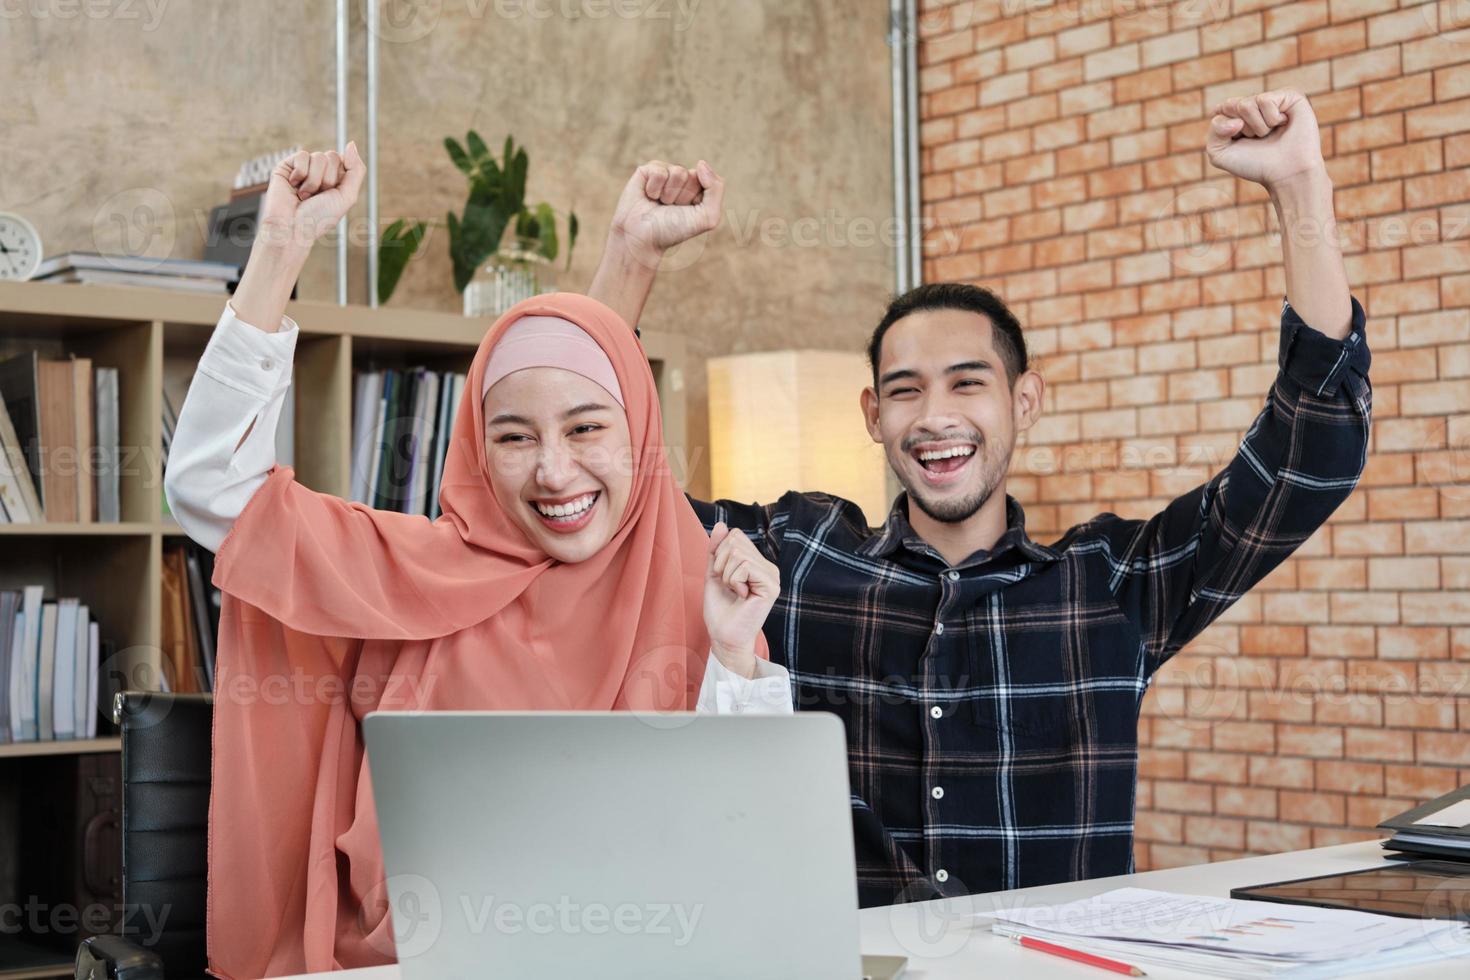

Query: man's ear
860;386;882;443
1012;369;1045;433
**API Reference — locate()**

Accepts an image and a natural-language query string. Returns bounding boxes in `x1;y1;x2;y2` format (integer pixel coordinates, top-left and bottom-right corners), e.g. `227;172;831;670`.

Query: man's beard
893;440;1006;525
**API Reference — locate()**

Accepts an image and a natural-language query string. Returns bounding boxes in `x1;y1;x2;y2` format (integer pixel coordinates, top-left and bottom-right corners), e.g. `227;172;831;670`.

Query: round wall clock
0;212;43;281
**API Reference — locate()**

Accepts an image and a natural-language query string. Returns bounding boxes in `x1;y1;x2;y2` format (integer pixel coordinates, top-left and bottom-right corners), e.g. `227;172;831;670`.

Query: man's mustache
900;431;984;454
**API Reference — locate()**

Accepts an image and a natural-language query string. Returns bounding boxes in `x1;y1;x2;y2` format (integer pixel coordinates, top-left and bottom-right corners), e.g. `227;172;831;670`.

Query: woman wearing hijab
163;143;791;978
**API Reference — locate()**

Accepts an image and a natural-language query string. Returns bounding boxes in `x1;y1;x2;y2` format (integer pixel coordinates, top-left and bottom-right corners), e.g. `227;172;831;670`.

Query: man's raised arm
1102;90;1371;674
1208;90;1352;340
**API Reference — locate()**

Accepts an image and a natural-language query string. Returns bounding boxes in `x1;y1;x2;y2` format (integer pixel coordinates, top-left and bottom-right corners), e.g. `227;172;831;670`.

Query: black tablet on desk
1231;861;1470;921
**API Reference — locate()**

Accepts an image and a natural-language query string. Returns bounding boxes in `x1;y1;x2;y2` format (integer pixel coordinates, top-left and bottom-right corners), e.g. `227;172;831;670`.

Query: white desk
277;840;1464;979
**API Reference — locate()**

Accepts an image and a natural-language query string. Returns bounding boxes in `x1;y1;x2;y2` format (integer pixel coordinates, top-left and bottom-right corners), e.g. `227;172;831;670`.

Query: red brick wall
916;0;1470;870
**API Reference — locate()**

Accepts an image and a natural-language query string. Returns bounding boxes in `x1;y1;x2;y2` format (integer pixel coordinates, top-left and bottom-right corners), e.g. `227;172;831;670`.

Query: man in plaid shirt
588;90;1371;906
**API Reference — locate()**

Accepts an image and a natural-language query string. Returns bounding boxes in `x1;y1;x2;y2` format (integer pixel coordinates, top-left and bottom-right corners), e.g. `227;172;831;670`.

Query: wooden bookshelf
0;278;688;977
0;278;687;688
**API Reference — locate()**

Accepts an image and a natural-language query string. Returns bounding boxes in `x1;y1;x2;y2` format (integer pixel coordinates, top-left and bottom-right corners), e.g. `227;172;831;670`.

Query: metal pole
335;0;348;305
903;0;923;288
366;0;381;307
888;0;909;296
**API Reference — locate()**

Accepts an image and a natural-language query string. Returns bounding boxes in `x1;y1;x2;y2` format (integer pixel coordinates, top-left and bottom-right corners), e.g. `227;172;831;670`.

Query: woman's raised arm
233;142;364;331
163;145;365;551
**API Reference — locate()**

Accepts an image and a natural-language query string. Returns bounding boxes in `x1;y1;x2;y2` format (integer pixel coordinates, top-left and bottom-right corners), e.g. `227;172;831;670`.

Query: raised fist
1206;90;1326;192
256;141;366;252
703;521;780;680
608;160;725;268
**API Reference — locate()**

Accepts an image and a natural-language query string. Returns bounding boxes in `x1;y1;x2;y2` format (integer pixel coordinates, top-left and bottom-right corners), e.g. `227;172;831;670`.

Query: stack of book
1;587;105;743
1379;787;1470;861
32;252;240;295
351;368;466;517
158;541;220;694
0;351;120;523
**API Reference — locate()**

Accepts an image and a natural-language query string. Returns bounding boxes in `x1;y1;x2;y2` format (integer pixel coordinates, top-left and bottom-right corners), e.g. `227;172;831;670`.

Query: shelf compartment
0;534;160;699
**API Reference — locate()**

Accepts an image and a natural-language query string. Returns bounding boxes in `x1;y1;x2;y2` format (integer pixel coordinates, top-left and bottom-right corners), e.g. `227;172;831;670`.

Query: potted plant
378;132;578;316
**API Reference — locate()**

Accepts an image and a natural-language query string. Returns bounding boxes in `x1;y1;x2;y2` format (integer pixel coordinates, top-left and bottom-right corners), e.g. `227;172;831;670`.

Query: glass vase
463;243;557;318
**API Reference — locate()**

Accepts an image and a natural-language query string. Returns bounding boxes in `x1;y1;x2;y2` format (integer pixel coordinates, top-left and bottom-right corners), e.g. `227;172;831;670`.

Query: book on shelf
160;546;200;693
350;370;383;504
0;350;120;523
407;371;440;516
72;359;94;522
277;377;295;469
0;352;45;521
161;384;178;466
38;268;230;294
50;598;78;740
95;368;119;523
8;587;40;740
37;359;79;522
0;394;42;522
36;602;57;740
184;548;218;690
0;591;17;742
33;251;240;294
159;541;220;695
351;367;466;517
0;586;106;744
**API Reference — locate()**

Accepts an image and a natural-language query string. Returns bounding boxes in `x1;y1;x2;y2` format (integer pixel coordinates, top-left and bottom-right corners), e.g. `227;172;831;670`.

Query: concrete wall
1;0;897;497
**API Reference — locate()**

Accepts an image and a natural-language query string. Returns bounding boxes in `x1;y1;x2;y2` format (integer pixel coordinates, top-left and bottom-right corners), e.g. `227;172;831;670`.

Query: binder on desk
1378;784;1470;861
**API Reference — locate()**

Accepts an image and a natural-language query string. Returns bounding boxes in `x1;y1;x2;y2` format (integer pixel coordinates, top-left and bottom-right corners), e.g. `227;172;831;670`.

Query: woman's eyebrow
488;412;534;426
563;403;612;418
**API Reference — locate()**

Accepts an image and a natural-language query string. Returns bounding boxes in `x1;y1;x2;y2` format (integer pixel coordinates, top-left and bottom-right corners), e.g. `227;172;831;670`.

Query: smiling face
482;367;633;564
861;308;1044;526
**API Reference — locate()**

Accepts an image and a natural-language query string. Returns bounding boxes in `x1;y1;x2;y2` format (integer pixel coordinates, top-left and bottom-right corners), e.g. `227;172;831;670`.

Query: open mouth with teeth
530;491;601;532
912;444;977;484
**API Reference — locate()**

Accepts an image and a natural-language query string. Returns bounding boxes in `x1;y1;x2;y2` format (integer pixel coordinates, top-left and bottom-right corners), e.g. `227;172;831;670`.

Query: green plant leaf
452;200;512;292
467;130;490;164
507;147;528;204
566;211;579;271
531;202;557;263
377;219;427;306
514;207;537;241
444;137;472;175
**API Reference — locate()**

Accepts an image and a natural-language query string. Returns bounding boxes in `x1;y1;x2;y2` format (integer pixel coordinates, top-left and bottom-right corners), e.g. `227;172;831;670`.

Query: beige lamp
707;350;891;523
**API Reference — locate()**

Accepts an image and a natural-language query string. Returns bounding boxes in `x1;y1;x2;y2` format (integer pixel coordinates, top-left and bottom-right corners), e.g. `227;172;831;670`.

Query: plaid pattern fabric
690;297;1372;907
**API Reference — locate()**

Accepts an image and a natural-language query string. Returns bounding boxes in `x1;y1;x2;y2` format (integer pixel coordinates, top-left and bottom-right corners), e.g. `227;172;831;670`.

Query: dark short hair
867;282;1029;390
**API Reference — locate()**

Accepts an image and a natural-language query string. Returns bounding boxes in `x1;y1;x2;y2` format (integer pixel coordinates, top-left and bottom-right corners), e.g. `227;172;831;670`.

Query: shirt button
730;702;745;714
929;705;943;719
260;357;274;371
945;570;959;582
931;786;945;800
934;623;945;635
935;869;949;883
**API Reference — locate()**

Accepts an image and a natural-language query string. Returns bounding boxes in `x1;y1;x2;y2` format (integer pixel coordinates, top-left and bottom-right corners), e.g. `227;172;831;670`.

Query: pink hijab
204;293;758;978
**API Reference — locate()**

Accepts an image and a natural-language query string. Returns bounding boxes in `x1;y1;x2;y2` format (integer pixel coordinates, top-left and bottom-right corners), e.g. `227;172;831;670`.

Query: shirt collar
857;492;1063;567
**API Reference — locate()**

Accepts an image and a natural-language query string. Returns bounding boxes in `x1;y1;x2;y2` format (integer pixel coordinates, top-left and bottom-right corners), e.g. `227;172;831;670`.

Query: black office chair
75;692;212;980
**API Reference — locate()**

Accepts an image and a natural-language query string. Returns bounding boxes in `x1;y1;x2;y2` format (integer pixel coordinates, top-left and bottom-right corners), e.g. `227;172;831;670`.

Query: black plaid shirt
690;297;1371;907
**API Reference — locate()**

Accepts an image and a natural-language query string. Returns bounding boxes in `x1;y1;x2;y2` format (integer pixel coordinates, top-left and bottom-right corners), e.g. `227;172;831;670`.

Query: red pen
1012;934;1147;976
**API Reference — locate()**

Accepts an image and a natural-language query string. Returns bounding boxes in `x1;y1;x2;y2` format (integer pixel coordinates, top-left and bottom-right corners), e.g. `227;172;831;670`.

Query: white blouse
163;303;792;716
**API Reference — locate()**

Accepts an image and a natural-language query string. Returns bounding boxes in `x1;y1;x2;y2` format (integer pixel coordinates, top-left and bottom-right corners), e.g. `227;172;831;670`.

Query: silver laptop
364;711;903;979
